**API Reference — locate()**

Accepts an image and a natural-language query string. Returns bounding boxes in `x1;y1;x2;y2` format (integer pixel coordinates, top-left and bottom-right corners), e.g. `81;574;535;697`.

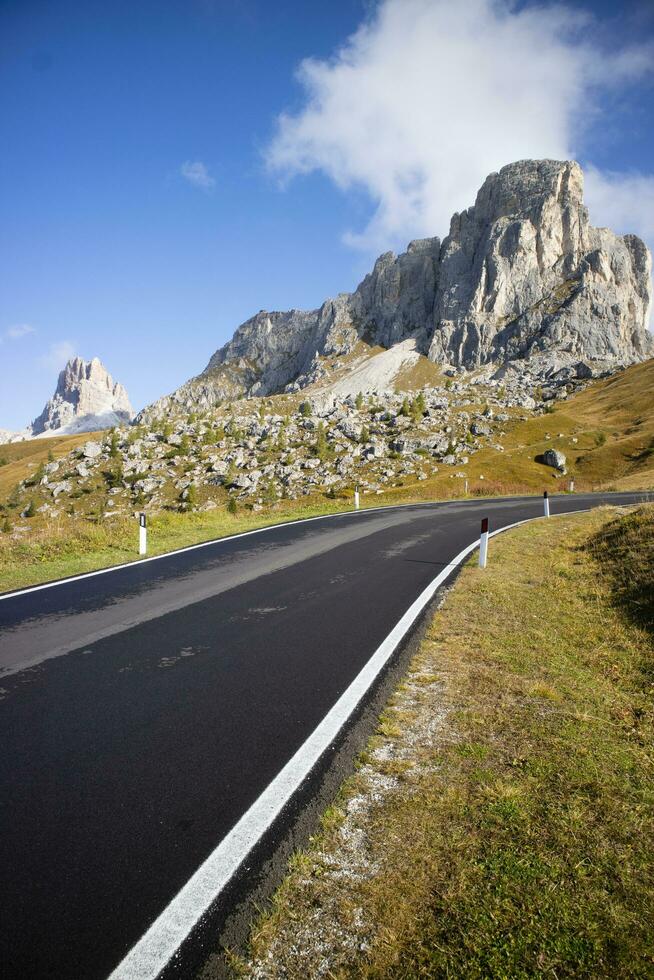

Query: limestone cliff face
30;357;134;436
429;160;652;367
143;159;652;418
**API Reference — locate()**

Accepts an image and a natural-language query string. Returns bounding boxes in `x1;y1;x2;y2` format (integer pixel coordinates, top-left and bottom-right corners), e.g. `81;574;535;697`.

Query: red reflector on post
481;517;489;534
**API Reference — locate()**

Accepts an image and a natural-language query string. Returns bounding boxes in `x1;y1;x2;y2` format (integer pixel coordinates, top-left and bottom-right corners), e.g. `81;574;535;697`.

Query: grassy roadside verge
0;497;362;594
0;483;569;595
222;506;654;979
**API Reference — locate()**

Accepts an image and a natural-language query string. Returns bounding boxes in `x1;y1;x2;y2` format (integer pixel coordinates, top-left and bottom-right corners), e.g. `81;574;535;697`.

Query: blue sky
1;0;653;429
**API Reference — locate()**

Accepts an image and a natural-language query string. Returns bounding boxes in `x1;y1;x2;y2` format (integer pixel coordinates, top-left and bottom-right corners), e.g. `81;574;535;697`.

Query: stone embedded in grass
51;480;72;497
82;441;103;459
132;477;163;495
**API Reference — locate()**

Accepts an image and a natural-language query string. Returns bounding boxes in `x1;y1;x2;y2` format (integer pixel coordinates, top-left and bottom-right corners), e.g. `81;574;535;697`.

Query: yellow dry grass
0;431;102;500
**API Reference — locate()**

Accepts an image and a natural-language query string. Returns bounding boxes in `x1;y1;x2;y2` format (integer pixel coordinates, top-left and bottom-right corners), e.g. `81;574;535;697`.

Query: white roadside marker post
139;512;147;555
544;491;550;518
479;517;489;568
568;479;575;493
354;487;360;510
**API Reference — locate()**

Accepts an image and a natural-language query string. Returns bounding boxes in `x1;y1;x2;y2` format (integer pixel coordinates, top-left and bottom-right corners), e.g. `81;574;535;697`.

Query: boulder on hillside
542;448;567;472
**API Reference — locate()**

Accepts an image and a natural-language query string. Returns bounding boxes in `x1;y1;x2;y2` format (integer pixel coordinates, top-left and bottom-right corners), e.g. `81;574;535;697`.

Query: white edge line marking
107;512;557;980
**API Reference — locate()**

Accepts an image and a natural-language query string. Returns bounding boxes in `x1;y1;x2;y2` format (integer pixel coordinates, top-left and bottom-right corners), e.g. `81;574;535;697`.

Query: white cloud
2;323;36;342
266;0;654;252
180;160;216;191
584;166;654;244
39;341;77;373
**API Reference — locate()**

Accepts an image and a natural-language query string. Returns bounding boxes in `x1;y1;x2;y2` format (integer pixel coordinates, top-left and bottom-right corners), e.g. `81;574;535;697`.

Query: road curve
0;492;647;979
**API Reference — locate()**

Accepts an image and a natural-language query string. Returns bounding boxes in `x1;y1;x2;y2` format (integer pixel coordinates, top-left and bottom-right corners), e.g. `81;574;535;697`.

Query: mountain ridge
141;159;652;420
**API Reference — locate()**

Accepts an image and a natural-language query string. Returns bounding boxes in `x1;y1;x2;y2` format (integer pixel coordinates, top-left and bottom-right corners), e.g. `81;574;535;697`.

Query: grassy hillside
0;431;103;500
445;357;654;495
0;360;652;594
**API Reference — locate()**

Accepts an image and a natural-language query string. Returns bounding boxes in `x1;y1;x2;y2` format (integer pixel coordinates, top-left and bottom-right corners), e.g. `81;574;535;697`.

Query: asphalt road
0;492;647;979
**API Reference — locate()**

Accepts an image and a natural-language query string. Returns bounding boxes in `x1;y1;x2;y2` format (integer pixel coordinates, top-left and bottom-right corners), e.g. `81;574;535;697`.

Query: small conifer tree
315;423;329;460
109;429;120;458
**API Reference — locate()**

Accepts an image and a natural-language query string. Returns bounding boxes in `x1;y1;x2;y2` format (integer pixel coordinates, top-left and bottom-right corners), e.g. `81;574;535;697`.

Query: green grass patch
589;505;654;634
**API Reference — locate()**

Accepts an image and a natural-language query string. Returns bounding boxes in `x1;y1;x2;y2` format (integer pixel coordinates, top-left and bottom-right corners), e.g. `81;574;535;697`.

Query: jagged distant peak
29;356;134;438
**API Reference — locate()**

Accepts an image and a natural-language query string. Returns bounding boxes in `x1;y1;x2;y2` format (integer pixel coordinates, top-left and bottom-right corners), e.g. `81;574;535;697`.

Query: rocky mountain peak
141;158;652;421
30;356;134;437
60;355;104;387
467;159;584;230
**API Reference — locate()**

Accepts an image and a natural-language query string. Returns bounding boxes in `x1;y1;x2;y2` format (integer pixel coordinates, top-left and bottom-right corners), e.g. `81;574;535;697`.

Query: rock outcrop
30;357;134;436
143;159;652;419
